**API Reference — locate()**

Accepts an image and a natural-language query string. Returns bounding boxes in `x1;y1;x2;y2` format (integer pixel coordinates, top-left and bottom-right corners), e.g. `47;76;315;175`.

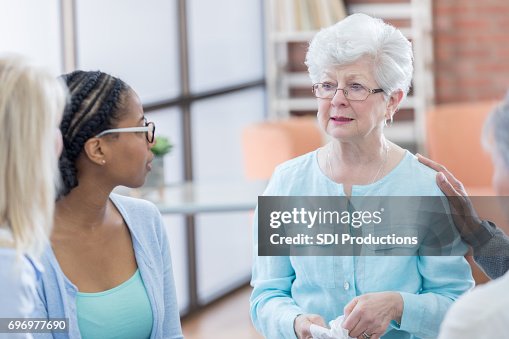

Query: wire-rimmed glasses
312;82;384;101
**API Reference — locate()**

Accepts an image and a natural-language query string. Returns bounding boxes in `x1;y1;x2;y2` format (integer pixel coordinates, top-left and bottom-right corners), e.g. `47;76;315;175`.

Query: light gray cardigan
33;194;183;339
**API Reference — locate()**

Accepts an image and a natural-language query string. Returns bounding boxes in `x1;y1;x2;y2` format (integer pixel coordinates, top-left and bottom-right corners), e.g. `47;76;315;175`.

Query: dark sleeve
473;221;509;279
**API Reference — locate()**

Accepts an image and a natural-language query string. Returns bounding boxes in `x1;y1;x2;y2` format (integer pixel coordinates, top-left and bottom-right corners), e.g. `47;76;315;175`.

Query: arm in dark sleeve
471;221;509;279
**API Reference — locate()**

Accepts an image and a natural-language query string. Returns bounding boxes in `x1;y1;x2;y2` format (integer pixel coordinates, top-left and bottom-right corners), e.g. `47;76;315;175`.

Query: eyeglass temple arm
95;126;150;138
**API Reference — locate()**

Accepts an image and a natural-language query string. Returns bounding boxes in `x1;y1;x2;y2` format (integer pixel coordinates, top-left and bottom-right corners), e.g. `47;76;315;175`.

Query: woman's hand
294;313;327;339
342;292;403;339
416;154;485;244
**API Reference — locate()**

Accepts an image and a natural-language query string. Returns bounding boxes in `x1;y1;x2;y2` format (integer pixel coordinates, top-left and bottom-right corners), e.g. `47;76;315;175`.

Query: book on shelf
306;0;320;30
270;0;347;33
329;0;347;24
318;0;333;28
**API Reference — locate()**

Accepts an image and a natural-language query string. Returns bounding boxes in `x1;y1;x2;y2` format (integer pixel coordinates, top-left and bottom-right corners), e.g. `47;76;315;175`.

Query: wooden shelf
282;72;311;87
347;3;412;20
270;31;317;43
271;27;412;42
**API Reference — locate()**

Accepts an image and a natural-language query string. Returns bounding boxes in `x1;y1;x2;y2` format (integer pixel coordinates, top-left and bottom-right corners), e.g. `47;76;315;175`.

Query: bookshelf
264;0;434;150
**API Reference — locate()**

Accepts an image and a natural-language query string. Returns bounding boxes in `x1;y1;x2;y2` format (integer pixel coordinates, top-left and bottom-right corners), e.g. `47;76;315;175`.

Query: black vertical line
177;0;192;185
177;0;198;313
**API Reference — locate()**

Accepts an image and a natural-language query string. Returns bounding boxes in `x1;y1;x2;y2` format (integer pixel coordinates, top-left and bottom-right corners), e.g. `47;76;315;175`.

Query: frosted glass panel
0;0;62;75
145;107;184;184
75;0;180;104
187;0;264;92
196;212;253;303
162;215;189;313
191;87;265;181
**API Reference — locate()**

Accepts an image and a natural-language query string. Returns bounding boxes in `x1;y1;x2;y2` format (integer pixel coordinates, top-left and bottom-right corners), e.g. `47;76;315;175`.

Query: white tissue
310;324;335;339
310;315;354;339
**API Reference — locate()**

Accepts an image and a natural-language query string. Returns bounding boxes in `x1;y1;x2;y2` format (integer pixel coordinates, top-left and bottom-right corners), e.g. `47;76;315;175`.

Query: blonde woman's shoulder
0;226;15;248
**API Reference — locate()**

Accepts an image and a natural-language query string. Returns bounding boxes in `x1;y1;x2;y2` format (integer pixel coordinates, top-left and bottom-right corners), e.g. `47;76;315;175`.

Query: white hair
483;91;509;170
305;13;414;101
0;55;67;257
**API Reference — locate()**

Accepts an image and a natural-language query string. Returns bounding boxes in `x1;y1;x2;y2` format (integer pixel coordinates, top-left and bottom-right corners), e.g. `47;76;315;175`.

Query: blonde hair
0;55;67;257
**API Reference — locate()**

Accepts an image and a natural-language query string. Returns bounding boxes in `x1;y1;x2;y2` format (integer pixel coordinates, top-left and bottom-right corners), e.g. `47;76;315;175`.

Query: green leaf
151;136;173;156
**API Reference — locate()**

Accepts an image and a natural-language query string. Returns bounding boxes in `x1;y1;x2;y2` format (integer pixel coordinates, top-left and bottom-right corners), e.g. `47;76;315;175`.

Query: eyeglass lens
313;84;370;100
146;122;155;143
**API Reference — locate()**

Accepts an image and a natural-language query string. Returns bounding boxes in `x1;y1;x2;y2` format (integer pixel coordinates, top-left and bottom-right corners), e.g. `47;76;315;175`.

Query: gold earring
102;160;106;164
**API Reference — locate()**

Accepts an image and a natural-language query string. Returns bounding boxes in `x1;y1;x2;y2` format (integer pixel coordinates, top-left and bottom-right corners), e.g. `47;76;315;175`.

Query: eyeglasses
95;118;156;143
312;82;384;101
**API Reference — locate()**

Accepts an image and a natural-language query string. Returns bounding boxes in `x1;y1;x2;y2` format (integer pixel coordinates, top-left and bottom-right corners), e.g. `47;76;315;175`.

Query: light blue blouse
76;269;153;339
250;150;474;339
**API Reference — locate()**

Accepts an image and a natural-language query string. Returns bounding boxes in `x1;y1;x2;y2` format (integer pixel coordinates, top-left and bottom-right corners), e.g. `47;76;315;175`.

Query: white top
0;228;38;339
438;272;509;339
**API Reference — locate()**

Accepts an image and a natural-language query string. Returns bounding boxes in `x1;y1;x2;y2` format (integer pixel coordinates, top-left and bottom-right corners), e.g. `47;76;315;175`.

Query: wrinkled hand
294;314;327;339
342;292;403;339
416;154;484;245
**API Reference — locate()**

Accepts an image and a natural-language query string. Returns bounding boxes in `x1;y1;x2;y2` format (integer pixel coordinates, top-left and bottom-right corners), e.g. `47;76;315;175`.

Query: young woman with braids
0;55;66;338
34;71;183;339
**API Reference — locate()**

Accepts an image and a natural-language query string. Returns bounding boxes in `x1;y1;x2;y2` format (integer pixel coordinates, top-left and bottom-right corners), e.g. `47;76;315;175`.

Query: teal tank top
76;269;153;339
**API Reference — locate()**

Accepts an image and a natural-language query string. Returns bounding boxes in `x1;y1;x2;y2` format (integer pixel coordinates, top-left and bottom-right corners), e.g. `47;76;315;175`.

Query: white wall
0;0;63;74
0;0;266;313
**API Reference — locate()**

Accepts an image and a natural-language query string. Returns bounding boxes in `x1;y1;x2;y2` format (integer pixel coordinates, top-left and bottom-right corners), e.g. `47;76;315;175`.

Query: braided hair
58;71;130;196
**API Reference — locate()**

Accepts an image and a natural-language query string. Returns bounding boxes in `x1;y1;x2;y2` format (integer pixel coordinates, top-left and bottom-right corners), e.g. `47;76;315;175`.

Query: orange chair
242;117;323;180
426;100;501;285
426;101;497;195
426;100;509;228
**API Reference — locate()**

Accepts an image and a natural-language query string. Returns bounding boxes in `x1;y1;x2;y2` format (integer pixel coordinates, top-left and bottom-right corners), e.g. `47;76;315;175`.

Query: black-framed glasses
95;118;156;143
312;82;384;101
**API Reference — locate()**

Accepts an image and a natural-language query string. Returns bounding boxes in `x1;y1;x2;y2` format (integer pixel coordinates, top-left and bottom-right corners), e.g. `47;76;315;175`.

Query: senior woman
437;92;509;338
250;13;473;339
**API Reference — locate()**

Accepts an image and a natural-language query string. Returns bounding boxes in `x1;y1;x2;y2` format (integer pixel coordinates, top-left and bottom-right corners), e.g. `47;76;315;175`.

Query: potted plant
146;136;173;187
